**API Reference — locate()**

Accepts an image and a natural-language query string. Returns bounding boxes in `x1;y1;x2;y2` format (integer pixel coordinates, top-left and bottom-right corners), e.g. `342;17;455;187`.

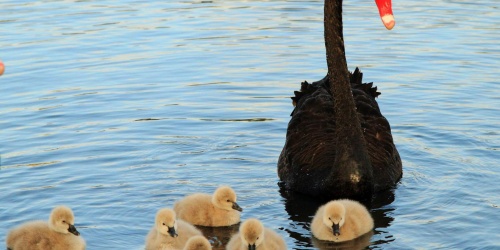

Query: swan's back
278;68;402;199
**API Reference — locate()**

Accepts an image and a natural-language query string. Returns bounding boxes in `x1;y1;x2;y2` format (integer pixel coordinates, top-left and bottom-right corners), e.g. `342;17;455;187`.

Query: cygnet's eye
162;223;166;226
62;220;66;223
227;199;230;202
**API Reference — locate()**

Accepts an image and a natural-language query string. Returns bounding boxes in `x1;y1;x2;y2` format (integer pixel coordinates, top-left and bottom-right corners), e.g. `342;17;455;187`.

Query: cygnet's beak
232;202;243;212
68;224;80;236
247;243;256;250
332;223;340;236
168;226;178;238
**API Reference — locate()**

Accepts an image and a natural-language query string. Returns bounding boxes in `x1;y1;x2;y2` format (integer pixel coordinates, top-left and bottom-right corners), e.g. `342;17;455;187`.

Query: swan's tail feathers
350;68;381;98
359;82;381;98
350;67;364;85
291;91;301;107
289;68;380;116
291;81;309;106
290;80;319;115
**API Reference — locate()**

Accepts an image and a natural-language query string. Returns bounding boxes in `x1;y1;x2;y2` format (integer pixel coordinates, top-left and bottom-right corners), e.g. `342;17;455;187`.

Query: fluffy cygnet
6;205;86;250
183;235;212;250
146;208;203;250
311;199;374;242
226;218;287;250
174;186;243;227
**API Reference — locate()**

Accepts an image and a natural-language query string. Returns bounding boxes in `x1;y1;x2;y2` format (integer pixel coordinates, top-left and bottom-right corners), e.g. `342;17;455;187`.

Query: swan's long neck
324;0;373;197
325;0;348;80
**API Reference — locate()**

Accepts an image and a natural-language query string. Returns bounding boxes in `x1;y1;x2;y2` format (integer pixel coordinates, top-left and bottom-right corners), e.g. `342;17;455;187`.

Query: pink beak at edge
0;60;5;76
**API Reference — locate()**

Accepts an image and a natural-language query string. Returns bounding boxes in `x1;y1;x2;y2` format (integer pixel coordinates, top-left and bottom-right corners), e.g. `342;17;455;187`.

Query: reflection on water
312;231;373;250
197;224;239;250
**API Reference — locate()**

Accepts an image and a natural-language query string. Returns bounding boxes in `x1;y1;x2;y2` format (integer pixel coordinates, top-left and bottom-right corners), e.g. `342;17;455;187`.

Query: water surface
1;0;498;249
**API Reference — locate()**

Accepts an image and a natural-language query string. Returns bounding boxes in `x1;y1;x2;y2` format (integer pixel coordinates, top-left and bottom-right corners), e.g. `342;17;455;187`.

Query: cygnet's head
48;206;80;236
239;218;265;250
155;208;178;238
323;201;346;236
212;186;242;212
183;235;212;250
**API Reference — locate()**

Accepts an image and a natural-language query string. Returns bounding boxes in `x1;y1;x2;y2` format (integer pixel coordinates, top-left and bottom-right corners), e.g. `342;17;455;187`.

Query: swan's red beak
0;60;5;76
375;0;395;30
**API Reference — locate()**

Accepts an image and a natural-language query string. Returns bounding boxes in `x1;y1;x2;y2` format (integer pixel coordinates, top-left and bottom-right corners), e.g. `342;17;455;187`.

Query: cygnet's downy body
6;206;86;250
183;235;212;250
311;199;373;242
226;218;286;250
146;208;202;250
174;186;242;227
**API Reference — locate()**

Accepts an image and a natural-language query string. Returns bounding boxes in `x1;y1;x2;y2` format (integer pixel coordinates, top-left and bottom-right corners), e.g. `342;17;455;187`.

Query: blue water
1;0;498;249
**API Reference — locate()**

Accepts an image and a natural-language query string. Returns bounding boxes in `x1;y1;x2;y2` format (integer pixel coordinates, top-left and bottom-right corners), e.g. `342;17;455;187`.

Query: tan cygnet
6;205;86;250
183;235;212;250
174;186;243;227
145;208;202;250
311;199;374;242
226;218;287;250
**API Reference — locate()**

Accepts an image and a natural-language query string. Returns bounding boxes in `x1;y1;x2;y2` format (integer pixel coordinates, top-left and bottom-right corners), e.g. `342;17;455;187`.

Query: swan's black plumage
278;69;402;200
278;0;402;201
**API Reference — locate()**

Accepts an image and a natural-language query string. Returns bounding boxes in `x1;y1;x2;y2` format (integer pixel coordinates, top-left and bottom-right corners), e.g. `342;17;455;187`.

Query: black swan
278;0;402;201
